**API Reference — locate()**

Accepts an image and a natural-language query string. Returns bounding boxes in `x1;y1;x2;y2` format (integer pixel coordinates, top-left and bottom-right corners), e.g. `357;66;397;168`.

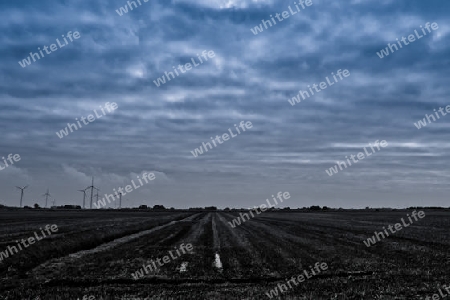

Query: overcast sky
1;0;449;209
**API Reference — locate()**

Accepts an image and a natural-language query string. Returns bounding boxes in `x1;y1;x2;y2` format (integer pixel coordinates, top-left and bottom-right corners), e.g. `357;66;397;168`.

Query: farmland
0;209;449;299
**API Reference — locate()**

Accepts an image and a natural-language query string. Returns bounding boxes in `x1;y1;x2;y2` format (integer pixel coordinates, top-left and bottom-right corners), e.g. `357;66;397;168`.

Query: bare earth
0;209;449;299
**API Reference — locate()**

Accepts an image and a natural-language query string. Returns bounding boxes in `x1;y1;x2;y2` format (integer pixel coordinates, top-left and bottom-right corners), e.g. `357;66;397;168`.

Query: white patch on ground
214;253;223;271
179;261;188;273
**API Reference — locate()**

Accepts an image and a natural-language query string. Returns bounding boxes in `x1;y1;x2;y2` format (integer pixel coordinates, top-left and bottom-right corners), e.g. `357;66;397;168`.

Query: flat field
0;209;449;299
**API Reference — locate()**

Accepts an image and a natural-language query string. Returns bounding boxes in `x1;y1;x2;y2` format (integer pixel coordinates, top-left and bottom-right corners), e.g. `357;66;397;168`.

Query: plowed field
1;209;449;299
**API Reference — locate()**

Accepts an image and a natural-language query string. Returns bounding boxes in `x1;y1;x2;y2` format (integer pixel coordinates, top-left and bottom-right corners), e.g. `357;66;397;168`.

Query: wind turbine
78;188;88;209
16;185;28;208
42;189;51;208
85;177;99;209
119;192;123;209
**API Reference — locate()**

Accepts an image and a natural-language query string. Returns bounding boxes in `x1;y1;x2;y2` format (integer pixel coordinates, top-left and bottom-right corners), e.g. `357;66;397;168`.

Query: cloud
0;0;449;208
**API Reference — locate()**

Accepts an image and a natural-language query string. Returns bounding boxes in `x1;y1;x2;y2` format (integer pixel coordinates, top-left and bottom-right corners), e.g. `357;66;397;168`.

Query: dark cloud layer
1;0;449;208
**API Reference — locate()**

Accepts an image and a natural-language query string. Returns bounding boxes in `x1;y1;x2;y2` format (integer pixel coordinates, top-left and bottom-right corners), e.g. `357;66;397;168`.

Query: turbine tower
43;188;51;208
16;185;28;208
85;177;99;209
78;188;88;209
119;192;122;209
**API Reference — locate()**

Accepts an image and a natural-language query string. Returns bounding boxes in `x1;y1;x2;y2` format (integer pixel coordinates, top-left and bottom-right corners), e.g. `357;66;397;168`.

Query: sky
1;0;449;209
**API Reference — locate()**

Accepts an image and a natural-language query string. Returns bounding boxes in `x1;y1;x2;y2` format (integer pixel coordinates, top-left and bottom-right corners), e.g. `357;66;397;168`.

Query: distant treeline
0;204;448;211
